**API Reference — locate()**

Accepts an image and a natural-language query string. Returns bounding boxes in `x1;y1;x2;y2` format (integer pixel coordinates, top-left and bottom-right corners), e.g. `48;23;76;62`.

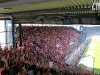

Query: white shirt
28;70;34;75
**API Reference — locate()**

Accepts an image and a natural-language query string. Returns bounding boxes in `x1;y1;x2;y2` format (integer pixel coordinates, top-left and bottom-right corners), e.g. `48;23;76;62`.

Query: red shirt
19;74;24;75
17;62;22;66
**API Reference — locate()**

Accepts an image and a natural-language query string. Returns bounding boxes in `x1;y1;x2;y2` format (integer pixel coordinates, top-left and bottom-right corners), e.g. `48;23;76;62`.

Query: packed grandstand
1;23;100;75
0;24;99;75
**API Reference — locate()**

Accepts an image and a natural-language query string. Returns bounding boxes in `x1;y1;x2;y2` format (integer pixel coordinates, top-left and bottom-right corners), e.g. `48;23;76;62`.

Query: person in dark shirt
9;66;20;75
0;60;5;75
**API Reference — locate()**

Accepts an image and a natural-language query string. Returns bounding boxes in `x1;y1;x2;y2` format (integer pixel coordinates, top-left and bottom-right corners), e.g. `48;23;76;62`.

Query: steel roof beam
12;8;90;15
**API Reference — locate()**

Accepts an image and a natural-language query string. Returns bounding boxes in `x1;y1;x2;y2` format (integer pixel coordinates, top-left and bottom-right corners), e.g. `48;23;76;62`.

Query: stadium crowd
20;26;81;64
0;45;95;75
0;26;96;75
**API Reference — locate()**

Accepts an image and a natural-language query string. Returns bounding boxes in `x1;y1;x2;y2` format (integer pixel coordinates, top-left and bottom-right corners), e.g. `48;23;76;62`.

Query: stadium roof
0;0;92;13
0;0;100;24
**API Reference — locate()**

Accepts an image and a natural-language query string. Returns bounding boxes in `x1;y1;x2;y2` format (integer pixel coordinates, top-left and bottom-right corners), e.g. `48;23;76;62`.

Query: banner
49;61;53;67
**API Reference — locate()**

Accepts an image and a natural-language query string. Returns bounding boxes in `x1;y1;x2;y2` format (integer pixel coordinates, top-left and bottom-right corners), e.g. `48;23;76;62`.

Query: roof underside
0;0;100;24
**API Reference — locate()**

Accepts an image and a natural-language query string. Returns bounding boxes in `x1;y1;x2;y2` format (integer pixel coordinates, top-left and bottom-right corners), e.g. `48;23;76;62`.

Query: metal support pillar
12;19;15;48
19;23;22;46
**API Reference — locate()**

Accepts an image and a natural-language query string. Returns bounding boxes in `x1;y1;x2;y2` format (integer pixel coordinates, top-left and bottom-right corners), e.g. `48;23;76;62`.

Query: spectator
0;60;5;75
9;66;20;75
